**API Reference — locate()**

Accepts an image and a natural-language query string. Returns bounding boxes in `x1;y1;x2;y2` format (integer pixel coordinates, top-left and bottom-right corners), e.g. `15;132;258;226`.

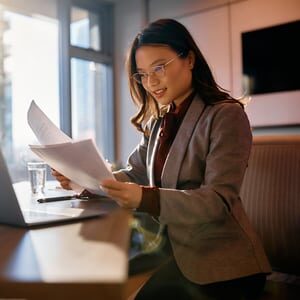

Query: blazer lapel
147;118;162;186
161;96;206;188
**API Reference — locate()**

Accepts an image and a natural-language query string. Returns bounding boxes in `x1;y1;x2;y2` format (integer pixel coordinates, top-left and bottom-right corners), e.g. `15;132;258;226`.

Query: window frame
57;0;115;161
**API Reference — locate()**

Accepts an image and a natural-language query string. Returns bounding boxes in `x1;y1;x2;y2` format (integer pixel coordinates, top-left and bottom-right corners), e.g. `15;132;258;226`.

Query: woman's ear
187;51;195;69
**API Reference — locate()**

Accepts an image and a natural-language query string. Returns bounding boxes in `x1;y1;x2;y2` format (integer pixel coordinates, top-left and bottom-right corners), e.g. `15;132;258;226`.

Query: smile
152;88;166;97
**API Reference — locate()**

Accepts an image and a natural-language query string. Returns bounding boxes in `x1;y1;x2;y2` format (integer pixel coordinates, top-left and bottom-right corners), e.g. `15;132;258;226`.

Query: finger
56;175;70;181
100;179;120;187
104;189;130;207
60;179;70;185
102;188;129;202
61;182;72;190
100;180;126;191
51;170;61;176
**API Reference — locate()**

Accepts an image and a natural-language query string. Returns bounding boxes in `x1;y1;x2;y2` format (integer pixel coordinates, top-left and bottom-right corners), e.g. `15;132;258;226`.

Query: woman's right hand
51;169;72;190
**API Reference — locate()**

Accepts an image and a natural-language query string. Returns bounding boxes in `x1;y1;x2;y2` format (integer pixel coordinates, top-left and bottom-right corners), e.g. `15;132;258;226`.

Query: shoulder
204;100;247;120
198;100;251;137
211;99;244;111
191;94;245;115
185;96;249;131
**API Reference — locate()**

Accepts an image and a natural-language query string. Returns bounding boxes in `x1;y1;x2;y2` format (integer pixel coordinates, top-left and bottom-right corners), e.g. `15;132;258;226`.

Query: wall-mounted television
242;20;300;95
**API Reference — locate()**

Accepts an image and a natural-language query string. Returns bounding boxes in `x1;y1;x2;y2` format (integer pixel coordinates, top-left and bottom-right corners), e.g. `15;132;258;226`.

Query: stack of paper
27;100;114;195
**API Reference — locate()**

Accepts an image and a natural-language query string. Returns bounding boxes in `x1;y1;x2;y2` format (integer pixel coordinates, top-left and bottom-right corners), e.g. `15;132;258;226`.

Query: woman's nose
147;73;159;86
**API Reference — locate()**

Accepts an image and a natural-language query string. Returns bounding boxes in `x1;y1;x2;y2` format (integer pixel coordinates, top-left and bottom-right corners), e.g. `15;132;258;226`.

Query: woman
53;19;271;299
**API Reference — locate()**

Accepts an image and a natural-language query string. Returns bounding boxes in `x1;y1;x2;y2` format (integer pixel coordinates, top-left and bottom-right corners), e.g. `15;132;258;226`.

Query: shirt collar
169;90;196;117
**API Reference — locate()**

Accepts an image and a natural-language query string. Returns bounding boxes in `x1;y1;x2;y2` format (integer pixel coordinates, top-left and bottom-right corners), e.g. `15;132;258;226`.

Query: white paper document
27;100;114;195
28;101;72;145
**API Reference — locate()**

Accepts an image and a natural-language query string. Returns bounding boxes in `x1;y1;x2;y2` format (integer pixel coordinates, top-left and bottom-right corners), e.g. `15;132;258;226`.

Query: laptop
0;150;107;227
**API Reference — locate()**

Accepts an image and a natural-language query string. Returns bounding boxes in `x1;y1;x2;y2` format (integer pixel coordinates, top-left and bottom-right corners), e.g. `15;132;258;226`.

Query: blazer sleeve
113;130;150;185
159;104;252;226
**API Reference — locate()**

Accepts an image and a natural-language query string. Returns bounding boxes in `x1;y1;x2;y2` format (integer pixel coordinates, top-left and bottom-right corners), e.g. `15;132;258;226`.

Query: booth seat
240;135;300;299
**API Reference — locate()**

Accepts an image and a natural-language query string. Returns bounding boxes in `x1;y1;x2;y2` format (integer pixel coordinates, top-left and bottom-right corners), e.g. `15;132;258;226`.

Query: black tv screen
242;20;300;95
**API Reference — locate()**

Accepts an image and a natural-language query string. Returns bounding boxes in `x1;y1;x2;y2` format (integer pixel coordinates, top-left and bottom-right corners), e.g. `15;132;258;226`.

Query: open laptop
0;150;107;227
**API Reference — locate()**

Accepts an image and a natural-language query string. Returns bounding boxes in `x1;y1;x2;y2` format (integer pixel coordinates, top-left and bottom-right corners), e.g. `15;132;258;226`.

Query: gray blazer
115;95;271;284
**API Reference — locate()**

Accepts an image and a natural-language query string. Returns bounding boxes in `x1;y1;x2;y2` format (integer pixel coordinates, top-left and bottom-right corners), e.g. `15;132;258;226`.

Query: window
71;59;112;156
0;7;59;182
0;0;114;182
71;6;101;51
58;0;114;162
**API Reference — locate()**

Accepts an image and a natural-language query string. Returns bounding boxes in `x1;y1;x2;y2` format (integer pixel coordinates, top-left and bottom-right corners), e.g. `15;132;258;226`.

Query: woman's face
135;45;194;106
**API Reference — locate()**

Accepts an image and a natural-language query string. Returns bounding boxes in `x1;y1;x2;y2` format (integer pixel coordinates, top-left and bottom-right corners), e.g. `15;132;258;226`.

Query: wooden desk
0;182;131;300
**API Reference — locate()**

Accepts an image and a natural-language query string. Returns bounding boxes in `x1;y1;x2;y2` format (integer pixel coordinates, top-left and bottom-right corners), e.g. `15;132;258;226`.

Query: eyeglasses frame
132;52;183;84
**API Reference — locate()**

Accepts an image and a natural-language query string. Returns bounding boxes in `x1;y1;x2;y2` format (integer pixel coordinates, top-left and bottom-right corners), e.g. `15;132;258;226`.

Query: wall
230;0;300;129
0;0;57;18
148;0;300;137
113;0;147;166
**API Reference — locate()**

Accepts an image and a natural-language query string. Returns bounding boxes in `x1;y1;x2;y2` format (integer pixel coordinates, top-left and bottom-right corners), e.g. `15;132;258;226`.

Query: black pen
37;195;78;203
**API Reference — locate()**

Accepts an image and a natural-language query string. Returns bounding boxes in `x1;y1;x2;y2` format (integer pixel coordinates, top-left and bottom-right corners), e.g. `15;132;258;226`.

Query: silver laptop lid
0;149;26;226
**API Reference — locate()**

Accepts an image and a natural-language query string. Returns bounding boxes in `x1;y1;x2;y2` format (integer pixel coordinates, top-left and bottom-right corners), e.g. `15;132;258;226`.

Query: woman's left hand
100;179;142;209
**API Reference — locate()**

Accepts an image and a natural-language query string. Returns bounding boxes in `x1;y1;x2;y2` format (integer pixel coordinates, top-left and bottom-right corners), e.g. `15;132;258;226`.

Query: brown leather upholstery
240;135;300;298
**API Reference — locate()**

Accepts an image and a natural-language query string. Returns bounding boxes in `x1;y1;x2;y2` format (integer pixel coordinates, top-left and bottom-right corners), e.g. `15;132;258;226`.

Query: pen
37;195;78;203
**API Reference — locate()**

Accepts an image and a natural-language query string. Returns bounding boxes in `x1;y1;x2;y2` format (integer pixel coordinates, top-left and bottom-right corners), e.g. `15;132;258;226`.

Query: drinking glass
27;162;47;194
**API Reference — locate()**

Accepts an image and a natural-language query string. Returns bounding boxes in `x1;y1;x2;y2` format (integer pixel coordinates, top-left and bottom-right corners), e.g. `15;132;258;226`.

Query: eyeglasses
132;52;183;84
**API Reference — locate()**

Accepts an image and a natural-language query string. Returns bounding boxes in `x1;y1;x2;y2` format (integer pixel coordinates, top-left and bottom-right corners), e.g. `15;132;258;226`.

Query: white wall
179;6;231;92
113;0;147;166
149;0;229;20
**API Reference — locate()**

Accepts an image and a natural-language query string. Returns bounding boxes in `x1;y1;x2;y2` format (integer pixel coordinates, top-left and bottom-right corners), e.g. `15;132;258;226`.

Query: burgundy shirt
138;92;195;216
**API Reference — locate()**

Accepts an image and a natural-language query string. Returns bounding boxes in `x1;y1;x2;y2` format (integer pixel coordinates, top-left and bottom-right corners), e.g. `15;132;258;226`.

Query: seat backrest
240;135;300;276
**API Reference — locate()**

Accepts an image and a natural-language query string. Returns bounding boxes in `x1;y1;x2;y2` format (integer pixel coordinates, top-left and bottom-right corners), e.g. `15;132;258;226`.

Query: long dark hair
126;18;240;133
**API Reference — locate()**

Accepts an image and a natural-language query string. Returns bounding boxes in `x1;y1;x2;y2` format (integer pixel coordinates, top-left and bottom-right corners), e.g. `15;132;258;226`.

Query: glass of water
27;162;47;194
